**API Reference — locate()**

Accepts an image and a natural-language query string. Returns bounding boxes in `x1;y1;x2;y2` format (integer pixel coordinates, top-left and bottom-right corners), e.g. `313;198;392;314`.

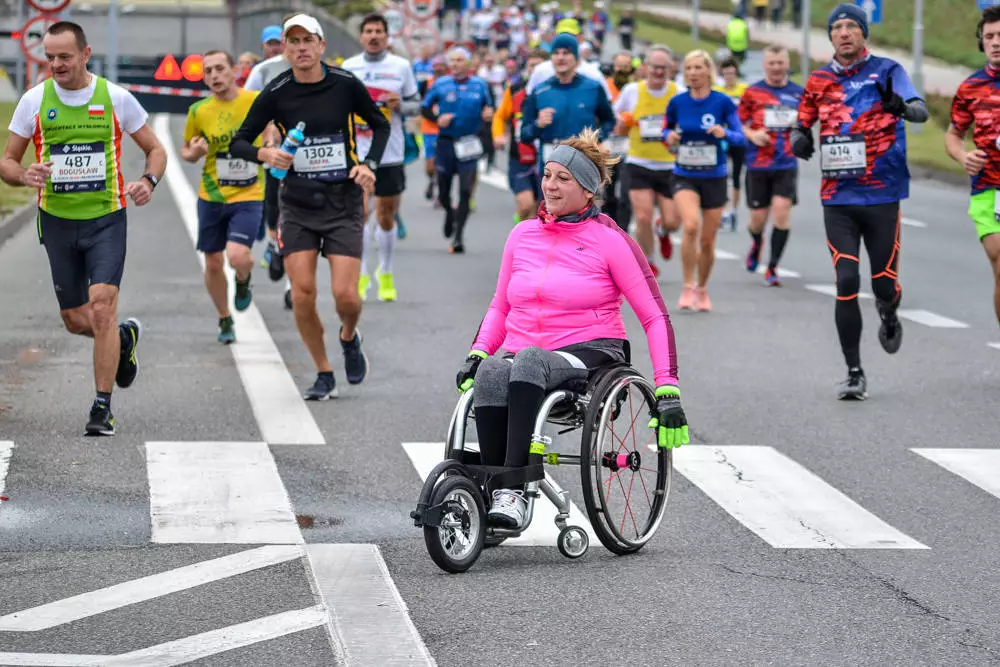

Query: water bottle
270;121;306;180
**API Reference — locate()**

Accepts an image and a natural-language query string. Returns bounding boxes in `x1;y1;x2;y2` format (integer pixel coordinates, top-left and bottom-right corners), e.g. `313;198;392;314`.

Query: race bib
820;133;867;179
50;142;106;193
454;135;484;162
764;105;798;130
639;115;664;141
607;135;630;157
292;134;349;182
216;154;257;187
677;141;717;170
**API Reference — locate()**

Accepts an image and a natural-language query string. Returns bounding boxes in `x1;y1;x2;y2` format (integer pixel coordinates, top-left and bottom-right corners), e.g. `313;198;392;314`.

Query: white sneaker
488;489;527;528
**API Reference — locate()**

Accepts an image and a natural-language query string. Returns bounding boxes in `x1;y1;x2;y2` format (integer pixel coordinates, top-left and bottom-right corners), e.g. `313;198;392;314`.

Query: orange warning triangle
154;54;182;81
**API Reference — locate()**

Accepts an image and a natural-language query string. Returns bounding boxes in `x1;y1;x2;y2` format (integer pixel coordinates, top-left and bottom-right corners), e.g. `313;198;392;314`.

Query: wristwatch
142;173;159;189
363;159;378;172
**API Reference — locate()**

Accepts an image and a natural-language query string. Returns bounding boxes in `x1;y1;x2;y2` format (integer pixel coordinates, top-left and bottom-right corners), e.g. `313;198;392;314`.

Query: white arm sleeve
613;83;639;116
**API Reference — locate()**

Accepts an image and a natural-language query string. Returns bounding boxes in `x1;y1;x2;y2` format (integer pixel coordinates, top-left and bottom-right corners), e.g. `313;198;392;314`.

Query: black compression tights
437;168;477;244
823;203;902;368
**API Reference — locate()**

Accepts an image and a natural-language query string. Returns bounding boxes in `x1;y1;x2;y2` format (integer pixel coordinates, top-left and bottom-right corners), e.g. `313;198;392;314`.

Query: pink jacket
472;212;680;387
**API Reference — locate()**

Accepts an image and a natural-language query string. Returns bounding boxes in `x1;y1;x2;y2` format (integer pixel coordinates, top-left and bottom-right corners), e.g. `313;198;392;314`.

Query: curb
0;201;37;249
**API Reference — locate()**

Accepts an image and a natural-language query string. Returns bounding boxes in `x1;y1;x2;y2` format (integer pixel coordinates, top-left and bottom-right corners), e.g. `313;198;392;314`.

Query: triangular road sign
154;54;182;81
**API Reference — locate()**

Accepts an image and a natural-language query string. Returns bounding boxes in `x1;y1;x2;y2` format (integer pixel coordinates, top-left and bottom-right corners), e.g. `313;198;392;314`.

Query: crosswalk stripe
0;441;12;503
154;114;325;446
755;265;801;279
674;446;928;549
146;441;302;544
989;342;1000;351
901;217;928;228
402;442;597;546
305;544;433;666
0;607;329;667
0;546;303;632
805;284;873;299
897;309;969;328
912;449;1000;500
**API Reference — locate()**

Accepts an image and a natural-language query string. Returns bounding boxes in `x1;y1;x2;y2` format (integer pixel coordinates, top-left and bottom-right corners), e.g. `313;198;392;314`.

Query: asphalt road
0;100;999;667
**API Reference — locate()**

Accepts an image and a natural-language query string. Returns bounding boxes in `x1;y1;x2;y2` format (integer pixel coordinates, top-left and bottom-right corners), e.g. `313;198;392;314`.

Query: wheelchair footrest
463;463;545;489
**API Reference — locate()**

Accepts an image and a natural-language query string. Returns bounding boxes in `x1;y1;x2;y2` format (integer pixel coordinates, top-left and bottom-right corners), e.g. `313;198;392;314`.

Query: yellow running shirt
183;89;264;203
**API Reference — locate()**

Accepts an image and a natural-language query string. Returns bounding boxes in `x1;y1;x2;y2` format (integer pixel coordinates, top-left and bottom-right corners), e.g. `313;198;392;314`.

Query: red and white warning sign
383;8;406;37
404;0;440;21
27;0;71;12
20;15;58;66
404;22;441;55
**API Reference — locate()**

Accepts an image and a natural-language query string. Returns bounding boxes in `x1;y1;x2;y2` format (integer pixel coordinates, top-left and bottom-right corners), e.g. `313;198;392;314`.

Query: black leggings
438;167;477;245
824;203;901;368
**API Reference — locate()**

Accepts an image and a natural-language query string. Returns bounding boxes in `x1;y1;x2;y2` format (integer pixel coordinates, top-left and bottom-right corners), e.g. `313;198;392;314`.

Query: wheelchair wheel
423;475;487;573
557;526;589;559
580;367;672;555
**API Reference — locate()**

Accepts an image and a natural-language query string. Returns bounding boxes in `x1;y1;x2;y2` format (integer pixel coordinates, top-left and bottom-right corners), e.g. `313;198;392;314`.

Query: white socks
360;220;373;276
376;223;396;274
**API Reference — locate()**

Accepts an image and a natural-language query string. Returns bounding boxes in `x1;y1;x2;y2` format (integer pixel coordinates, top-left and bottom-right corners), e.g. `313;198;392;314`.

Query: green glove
647;385;690;449
456;350;488;393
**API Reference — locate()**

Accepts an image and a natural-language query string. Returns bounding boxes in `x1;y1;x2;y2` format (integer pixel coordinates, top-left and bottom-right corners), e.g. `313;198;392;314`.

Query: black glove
790;127;815;161
456;351;487;392
649;386;690;449
874;75;906;117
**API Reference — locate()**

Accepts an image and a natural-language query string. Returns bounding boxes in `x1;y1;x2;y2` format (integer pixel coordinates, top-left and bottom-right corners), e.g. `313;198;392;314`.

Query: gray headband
546;144;601;194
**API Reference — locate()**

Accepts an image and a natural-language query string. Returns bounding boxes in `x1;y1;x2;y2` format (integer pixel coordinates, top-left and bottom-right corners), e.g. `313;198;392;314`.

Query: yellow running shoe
358;273;371;301
375;268;398;302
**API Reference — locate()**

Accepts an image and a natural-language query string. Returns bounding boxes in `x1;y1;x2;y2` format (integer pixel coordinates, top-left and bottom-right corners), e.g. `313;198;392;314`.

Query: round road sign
404;0;440;21
20;15;59;66
27;0;71;12
404;22;441;55
383;8;406;37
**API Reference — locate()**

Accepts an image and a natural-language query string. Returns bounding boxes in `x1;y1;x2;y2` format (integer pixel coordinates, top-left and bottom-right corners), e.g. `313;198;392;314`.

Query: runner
420;56;449;205
792;3;929;399
0;21;165;435
715;58;748;230
738;44;803;286
589;0;611;53
180;50;263;344
341;13;421;303
614;45;681;278
947;5;1000;334
421;46;494;254
665;49;745;312
260;25;284;60
525;23;613;99
618;9;635;52
230;13;390;400
603;50;637;229
492;49;548;222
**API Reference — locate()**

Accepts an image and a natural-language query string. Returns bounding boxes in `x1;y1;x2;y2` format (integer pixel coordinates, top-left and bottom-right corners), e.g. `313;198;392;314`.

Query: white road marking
0;607;328;667
913;449;1000;501
146;441;303;544
897;309;969;329
901;217;928;228
153;114;324;446
989;342;1000;351
674;446;928;549
805;284;873;299
305;544;434;666
0;441;12;503
0;546;303;632
401;442;597;546
755;265;801;279
667;235;743;261
477;167;510;192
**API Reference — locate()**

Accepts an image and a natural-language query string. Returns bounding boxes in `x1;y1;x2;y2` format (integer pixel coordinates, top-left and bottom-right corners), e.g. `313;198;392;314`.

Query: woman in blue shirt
664;50;746;312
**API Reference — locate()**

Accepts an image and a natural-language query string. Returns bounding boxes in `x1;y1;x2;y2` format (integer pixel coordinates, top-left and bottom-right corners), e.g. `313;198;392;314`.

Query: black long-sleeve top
230;64;390;176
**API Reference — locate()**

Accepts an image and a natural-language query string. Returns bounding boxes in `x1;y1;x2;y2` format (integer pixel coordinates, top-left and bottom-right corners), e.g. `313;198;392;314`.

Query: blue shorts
197;200;264;253
424;133;438;160
508;162;540;197
435;136;480;176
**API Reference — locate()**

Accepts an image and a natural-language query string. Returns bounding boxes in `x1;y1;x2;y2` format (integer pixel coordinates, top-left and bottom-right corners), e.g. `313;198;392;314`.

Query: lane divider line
153;113;325;446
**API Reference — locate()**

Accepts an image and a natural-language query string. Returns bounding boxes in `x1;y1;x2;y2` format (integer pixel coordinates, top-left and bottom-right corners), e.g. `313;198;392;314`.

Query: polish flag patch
88;105;105;116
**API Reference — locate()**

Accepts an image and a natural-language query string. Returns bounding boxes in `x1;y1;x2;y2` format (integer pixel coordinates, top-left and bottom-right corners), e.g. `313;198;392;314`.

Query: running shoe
424;181;435;201
877;301;903;354
764;268;782;287
340;328;369;385
488;489;527;528
396;214;407;240
746;242;761;273
837;368;867;401
268;245;285;282
657;222;673;260
115;317;142;389
450;242;465;254
358;273;371;301
303;373;338;400
283;289;293;311
84;402;115;437
649;262;660;279
443;210;455;239
375;268;397;302
677;284;697;310
234;275;253;312
218;316;236;345
694;286;712;312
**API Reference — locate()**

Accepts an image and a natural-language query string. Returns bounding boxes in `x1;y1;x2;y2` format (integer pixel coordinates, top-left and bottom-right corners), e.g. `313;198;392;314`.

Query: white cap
595;0;604;6
283;14;325;40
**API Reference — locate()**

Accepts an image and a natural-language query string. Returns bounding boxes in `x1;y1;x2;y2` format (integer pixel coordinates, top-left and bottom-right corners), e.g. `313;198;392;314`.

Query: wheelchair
410;347;674;573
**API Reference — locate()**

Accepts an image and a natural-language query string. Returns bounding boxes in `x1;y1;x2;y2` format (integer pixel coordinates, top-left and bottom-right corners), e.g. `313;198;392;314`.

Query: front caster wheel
423;476;486;573
557;526;589;559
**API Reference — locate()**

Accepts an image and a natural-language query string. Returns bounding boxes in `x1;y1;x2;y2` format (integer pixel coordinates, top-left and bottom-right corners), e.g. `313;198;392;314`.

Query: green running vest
37;76;124;220
726;19;749;52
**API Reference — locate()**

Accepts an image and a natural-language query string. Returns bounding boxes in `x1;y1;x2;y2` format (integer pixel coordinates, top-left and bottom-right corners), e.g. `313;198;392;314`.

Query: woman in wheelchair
455;128;690;530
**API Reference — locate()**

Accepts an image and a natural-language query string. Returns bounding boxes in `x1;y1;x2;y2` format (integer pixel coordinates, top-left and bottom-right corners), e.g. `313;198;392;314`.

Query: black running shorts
278;179;365;258
746;169;798;209
374;164;406;198
38;208;127;310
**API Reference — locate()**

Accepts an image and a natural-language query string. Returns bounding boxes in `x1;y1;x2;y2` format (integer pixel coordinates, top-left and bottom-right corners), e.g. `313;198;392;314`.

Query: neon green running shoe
376;268;398;302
